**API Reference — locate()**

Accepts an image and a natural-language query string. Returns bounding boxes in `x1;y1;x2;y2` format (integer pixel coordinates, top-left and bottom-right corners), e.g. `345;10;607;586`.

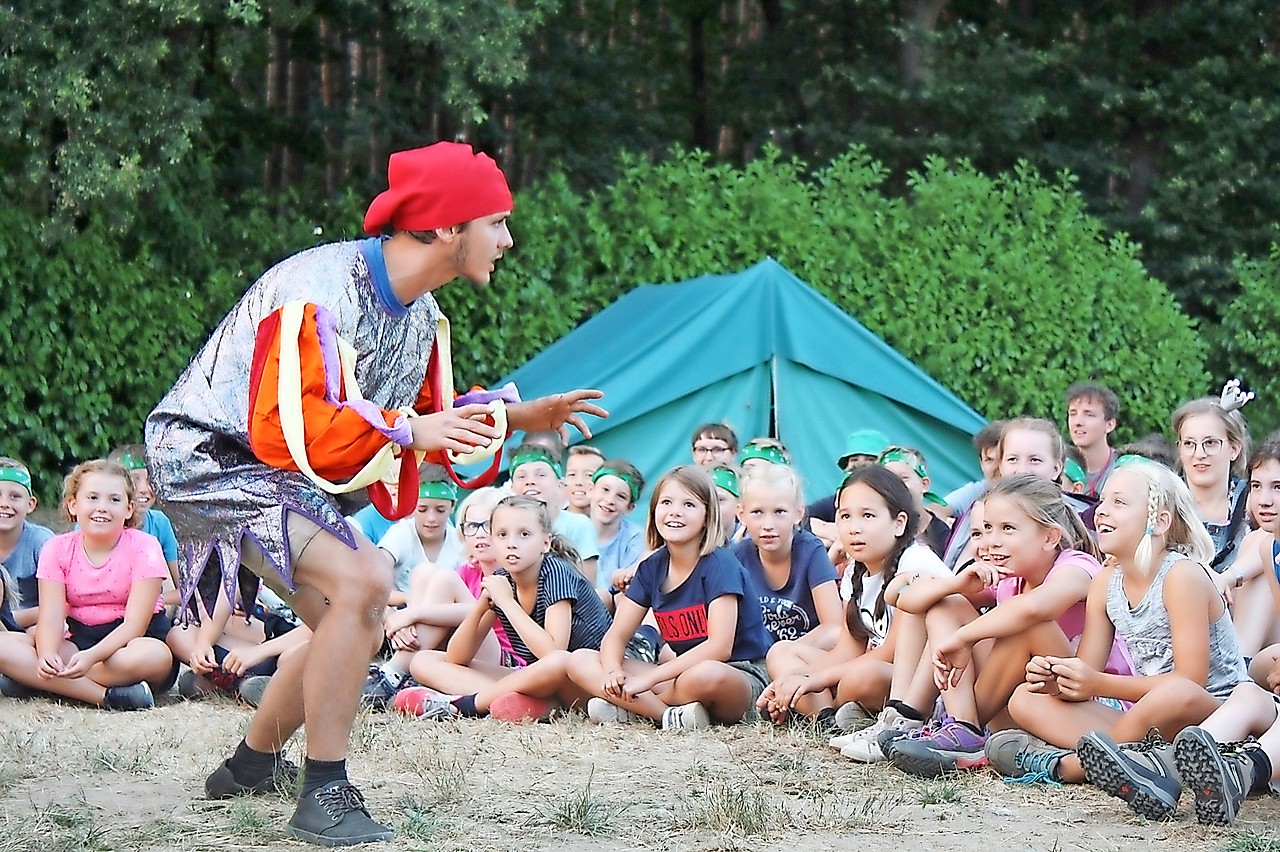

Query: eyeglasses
692;444;732;457
460;520;489;537
1179;438;1226;457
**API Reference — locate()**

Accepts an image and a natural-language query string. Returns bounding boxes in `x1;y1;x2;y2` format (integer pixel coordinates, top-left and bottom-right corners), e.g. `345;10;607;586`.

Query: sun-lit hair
738;463;805;510
60;459;142;529
568;445;605;463
998;417;1066;470
983;474;1102;562
1172;397;1251;478
456;485;511;527
835;465;919;645
645;465;722;557
1113;459;1215;575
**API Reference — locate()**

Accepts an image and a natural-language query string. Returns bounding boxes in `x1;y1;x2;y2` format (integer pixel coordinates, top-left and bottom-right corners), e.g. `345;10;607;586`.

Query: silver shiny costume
144;240;439;608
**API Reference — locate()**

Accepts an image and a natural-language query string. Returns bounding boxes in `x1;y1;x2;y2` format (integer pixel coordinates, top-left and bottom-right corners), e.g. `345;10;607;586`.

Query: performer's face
454;211;513;285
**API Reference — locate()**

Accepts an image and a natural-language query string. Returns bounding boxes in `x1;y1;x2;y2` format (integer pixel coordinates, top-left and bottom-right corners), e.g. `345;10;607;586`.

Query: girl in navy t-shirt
732;465;842;647
566;465;773;730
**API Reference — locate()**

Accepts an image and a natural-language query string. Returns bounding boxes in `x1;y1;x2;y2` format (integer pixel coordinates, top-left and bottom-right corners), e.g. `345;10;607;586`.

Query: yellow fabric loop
277;301;415;493
433;315;507;465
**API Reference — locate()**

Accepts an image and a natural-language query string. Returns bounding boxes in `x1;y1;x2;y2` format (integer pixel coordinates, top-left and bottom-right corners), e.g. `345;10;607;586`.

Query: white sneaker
587;696;644;725
833;701;874;732
661;702;710;731
837;706;923;762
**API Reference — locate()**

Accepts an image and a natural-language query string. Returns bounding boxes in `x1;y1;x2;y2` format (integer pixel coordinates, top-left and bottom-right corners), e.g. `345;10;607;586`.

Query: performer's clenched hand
409;403;502;454
506;389;607;443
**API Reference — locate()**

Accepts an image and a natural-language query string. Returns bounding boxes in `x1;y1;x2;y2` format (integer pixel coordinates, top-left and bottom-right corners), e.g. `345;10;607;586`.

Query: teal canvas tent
495;259;987;504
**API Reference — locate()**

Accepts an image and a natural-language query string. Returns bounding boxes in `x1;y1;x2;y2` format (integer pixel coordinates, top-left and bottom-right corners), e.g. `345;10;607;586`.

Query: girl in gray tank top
1107;550;1247;699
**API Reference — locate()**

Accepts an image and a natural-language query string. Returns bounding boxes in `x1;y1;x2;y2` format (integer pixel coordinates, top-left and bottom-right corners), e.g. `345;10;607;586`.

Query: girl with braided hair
757;467;944;746
886;474;1125;777
994;459;1248;815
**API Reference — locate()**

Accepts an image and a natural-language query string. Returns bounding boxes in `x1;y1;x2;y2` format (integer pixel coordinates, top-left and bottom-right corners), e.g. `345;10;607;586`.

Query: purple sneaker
890;719;988;778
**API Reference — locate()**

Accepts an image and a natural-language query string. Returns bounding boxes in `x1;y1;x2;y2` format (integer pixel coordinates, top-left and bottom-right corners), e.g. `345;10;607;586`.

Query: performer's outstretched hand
410;403;503;454
507;389;607;443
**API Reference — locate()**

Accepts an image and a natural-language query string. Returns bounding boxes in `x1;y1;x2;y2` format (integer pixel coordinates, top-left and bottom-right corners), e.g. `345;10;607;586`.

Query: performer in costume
145;142;605;846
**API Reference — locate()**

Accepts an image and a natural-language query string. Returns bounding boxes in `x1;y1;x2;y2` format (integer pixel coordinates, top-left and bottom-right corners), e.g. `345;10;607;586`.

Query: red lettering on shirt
655;604;708;644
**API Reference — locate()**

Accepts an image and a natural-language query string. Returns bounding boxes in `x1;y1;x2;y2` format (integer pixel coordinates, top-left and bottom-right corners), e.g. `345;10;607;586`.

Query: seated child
710;464;744;544
0;458;54;630
755;467;943;743
939;421;1005;519
566;466;773;730
1160;678;1280;825
993;459;1248;818
0;460;175;709
590;459;646;590
509;443;600;583
361;487;515;706
376;471;465;605
1214;436;1280;658
887;474;1123;776
168;568;308;706
877;446;951;557
564;446;605;518
397;495;613;720
732;464;841;648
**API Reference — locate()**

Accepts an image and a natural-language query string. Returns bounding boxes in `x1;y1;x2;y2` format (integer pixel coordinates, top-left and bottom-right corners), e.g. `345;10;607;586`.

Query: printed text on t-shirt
656;605;709;644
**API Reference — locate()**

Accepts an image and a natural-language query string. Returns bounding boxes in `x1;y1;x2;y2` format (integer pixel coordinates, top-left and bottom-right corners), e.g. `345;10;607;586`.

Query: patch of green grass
683;782;787;836
916;777;964;805
228;801;274;845
1222;830;1280;852
535;771;626;837
87;744;152;776
396;794;440;841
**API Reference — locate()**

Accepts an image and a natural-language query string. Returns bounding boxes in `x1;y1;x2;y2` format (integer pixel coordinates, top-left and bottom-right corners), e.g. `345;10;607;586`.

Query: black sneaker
358;670;402;710
103;681;154;711
286;781;395;846
0;673;37;699
205;755;300;799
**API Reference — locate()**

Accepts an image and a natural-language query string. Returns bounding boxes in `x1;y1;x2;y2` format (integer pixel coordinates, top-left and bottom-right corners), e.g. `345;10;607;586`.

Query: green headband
1063;458;1087;485
878;447;927;482
118;452;147;471
0;468;32;493
739;443;789;466
419;480;459;501
709;466;740;498
1115;454;1148;468
510;447;565;479
592;467;639;503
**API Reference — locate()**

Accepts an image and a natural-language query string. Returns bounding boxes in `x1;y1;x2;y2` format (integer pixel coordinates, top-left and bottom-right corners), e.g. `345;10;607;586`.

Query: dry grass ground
0;695;1278;852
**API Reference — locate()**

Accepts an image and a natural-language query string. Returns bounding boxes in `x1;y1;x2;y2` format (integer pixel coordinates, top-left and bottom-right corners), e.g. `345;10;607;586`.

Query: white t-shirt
376;521;465;592
841;543;950;648
554;510;600;561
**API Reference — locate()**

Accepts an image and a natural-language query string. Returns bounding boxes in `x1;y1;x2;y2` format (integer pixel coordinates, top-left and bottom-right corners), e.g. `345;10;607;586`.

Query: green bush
1;144;1212;503
475;146;1208;441
1215;245;1280;438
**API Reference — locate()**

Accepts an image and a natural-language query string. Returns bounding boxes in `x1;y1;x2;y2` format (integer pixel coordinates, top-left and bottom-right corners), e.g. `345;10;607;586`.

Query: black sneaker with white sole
286;781;395;847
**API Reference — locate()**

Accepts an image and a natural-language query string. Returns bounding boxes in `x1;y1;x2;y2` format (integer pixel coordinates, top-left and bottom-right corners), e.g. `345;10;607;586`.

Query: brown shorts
727;657;770;723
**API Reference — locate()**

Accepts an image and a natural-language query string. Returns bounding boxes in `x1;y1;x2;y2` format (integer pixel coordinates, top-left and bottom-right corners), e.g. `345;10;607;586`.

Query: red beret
363;142;514;236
